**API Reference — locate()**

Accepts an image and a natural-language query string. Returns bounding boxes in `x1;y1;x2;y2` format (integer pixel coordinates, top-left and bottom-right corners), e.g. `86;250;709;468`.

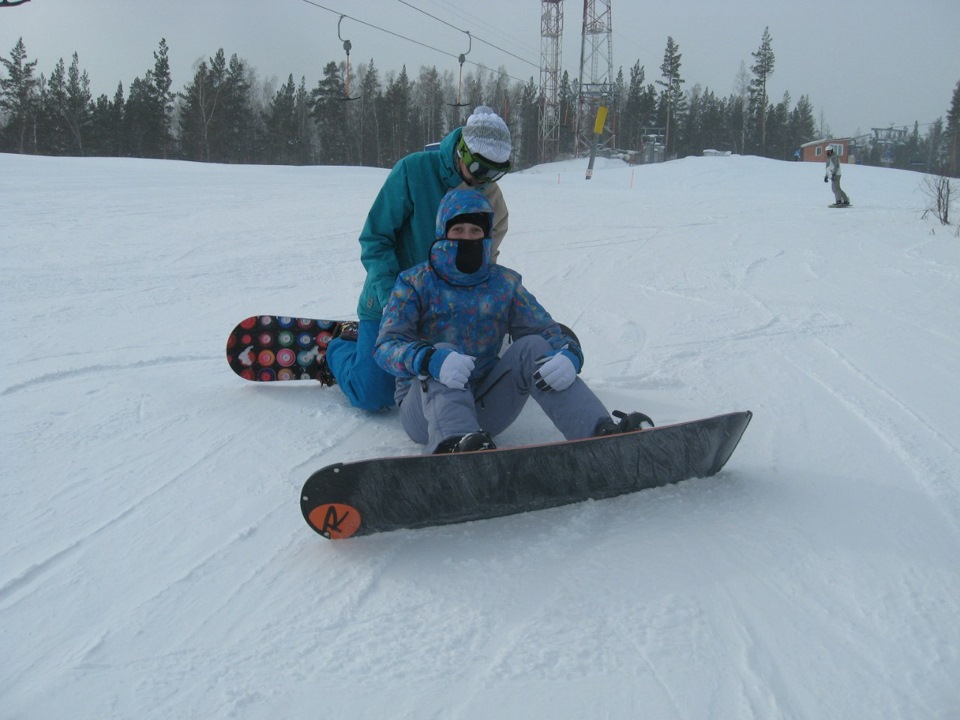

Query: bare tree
921;176;953;226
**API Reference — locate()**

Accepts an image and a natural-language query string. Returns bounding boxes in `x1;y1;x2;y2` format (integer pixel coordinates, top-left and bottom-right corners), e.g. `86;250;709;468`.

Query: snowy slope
2;152;959;720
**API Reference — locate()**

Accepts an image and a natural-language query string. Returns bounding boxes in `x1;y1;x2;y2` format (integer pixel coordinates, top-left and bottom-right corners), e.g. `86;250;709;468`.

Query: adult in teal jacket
324;106;512;411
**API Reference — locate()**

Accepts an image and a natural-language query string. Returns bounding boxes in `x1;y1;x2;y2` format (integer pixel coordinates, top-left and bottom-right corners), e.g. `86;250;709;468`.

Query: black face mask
455;240;484;274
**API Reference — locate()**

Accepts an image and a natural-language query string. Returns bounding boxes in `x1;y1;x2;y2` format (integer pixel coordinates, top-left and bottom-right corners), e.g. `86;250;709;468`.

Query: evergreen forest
2;33;958;176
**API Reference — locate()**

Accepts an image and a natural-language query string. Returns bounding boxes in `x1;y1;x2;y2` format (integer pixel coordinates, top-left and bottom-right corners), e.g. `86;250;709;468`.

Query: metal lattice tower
539;0;564;163
576;0;614;154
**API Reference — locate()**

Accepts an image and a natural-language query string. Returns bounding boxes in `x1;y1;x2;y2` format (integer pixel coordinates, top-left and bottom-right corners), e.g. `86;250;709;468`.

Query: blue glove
534;348;580;392
428;349;475;389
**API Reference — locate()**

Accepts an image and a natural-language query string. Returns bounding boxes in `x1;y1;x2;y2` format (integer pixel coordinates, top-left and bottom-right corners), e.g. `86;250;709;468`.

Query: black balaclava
445;212;491;274
455;240;484;273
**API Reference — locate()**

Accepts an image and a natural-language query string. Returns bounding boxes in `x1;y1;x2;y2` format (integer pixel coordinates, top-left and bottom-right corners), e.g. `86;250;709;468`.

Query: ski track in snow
3;153;960;719
0;354;212;396
787;337;960;525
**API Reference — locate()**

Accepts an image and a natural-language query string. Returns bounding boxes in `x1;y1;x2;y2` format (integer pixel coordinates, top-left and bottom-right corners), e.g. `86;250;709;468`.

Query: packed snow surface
2;152;959;719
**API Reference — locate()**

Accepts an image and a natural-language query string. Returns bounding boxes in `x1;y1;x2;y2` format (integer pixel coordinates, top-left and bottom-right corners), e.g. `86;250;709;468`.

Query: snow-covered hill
2;151;959;719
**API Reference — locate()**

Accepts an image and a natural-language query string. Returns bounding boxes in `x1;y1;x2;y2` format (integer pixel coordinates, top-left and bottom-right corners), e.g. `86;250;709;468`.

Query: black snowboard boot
316;353;336;386
594;410;655;436
434;431;497;454
335;321;359;342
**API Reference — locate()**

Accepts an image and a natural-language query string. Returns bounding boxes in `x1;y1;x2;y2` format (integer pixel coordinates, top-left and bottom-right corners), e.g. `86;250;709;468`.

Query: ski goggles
456;137;510;184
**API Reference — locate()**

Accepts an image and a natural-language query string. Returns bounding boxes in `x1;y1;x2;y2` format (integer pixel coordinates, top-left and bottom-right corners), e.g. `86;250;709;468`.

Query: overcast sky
2;0;958;139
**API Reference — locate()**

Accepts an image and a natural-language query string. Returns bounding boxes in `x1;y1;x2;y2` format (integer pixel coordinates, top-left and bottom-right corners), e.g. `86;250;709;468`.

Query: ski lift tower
575;0;615;157
539;0;563;163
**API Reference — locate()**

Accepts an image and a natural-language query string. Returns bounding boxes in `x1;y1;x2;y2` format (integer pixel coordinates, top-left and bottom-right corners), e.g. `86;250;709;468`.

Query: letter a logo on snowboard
308;503;362;539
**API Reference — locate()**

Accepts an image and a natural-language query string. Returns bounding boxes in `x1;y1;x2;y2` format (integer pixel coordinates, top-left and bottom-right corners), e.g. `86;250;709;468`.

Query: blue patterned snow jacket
375;188;579;402
356;127;508;322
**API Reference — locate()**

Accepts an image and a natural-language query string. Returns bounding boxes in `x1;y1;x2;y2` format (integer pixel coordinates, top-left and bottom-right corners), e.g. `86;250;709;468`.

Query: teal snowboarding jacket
356;128;508;322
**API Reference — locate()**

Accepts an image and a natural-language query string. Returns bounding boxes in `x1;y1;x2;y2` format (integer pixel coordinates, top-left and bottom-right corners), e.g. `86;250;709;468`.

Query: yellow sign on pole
586;106;609;180
593;106;608;135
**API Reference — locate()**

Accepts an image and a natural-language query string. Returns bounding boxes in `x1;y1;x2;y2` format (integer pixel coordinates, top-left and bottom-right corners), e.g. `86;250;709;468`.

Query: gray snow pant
397;335;612;453
831;175;849;204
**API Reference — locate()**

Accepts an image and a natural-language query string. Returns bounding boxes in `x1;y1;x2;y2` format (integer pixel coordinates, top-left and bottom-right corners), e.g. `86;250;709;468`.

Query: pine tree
151;39;174;158
464;66;485;109
0;37;39;152
311;60;349;165
557;70;576;156
640;82;659;131
732;61;750;154
179;50;228;161
356;60;382;167
101;82;125;156
294;77;315;165
924;118;945;175
124;76;155;157
378;66;412;167
414;65;445;149
517;76;539;169
905;121;922;168
65;52;92;155
609;66;625;151
88;88;122;157
621;61;646;151
484;67;511;127
681;83;703;157
222;54;254;163
42;59;69;155
790;94;817;150
656;37;684;156
698;88;728;152
765;91;790;160
266;74;298;164
750;27;775;155
947;79;960;177
121;40;175;159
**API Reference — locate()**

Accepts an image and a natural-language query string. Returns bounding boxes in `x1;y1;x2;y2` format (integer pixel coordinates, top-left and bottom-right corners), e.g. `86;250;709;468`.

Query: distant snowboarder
824;146;851;207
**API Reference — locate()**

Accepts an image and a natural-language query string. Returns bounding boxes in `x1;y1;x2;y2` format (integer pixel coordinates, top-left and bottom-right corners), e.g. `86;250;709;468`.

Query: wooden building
800;138;852;163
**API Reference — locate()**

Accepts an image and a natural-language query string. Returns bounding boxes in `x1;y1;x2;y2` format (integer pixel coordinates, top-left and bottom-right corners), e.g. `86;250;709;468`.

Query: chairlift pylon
447;31;472;109
338;15;360;101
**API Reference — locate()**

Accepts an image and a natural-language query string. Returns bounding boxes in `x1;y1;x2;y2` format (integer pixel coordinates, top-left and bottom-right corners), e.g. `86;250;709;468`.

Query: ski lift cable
395;0;539;70
398;0;581;83
420;0;583;81
297;0;534;85
300;0;450;56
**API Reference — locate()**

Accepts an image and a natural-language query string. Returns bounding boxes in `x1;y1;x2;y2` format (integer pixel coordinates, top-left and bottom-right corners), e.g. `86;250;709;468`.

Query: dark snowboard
226;315;345;382
301;411;753;539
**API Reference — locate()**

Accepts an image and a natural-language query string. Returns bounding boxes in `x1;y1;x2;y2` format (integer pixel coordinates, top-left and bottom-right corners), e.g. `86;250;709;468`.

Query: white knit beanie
461;106;512;163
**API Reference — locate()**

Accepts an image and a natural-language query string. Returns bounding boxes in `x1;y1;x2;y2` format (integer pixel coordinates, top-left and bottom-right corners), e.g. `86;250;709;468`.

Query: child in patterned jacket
375;188;651;454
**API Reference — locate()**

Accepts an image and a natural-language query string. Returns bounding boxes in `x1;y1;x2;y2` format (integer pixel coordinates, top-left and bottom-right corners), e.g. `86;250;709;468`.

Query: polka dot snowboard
226;316;347;382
